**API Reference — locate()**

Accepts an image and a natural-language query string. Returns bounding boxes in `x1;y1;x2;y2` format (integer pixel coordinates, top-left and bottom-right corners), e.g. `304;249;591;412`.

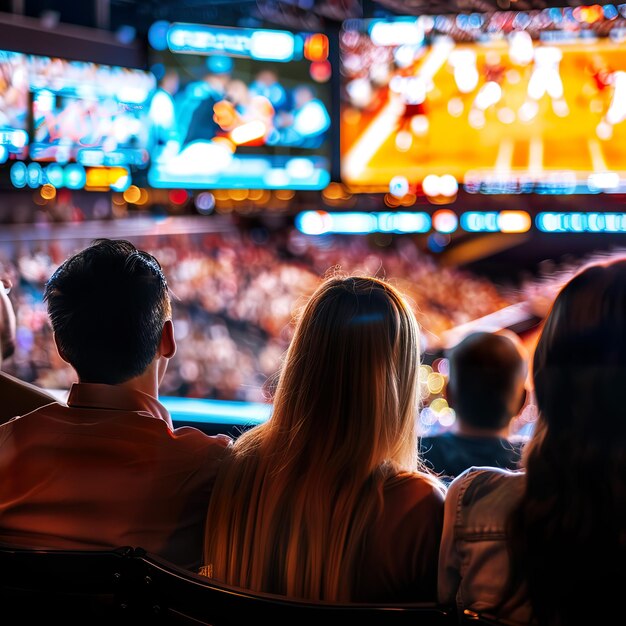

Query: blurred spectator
0;228;519;435
180;72;229;146
148;69;182;148
249;69;288;112
439;259;626;625
0;276;15;368
419;331;529;484
0;275;55;423
276;85;330;147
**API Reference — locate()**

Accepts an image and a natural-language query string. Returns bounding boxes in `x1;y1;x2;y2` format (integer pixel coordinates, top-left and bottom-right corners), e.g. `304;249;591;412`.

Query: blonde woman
202;276;445;602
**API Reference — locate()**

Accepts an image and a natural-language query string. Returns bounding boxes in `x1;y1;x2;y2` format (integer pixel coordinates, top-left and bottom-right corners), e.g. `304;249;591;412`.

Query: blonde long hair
203;276;430;601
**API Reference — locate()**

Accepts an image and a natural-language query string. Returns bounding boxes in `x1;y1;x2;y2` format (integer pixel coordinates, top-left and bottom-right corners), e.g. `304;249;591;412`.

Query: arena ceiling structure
114;1;626;32
3;0;626;279
4;2;621;34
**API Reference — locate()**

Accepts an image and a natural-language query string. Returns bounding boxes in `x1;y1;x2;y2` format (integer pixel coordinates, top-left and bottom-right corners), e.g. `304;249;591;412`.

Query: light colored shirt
438;467;534;625
0;382;231;570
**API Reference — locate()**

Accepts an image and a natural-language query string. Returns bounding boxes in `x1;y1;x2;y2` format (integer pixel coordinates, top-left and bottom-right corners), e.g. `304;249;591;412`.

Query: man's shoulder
423;431;525;453
0;372;58;425
170;426;233;455
166;428;233;482
0;399;64;425
172;426;234;448
0;371;56;399
2;402;234;457
419;431;457;447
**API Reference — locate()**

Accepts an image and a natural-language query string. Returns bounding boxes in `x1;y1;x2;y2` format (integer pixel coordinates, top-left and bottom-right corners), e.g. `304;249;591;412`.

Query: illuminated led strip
460;211;531;233
162;396;271;425
166;23;298;61
536;212;626;232
296;211;431;234
297;210;626;235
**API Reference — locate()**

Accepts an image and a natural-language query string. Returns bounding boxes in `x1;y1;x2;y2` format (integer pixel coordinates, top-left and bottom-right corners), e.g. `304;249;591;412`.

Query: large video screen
0;51;29;160
147;22;332;189
28;55;155;168
0;49;156;191
340;10;626;194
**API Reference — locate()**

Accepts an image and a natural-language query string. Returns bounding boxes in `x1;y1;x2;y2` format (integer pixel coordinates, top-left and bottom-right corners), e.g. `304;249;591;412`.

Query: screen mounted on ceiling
147;21;332;190
340;7;626;195
28;55;155;169
0;49;156;191
0;50;28;161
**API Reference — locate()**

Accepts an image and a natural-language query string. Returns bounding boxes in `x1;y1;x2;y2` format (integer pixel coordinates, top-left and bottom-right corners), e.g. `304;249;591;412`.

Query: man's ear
53;332;70;365
445;382;455;407
159;320;176;360
513;386;529;417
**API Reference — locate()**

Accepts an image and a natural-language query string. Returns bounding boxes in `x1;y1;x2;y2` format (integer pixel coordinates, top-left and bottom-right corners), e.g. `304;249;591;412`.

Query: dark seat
134;549;456;626
461;609;506;625
0;543;455;625
0;543;142;625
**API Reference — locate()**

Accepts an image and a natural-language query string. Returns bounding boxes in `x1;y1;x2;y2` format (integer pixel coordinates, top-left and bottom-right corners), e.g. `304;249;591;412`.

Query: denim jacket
438;467;535;625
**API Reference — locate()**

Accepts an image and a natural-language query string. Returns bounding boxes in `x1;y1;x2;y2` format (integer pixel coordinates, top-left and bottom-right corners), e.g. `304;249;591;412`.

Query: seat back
0;544;456;625
461;609;506;625
0;543;142;624
135;550;456;626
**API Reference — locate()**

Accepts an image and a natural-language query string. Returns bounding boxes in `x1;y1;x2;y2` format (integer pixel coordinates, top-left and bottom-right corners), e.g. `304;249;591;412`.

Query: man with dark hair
420;331;528;484
0;240;230;570
0;276;56;423
46;239;173;385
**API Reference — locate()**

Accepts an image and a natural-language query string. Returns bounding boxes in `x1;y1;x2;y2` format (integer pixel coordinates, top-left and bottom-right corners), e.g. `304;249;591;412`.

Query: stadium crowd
0;228;515;405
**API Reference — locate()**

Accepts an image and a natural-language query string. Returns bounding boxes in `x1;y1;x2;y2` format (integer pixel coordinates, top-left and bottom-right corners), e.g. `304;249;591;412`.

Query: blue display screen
0;48;156;181
0;51;29;161
147;22;332;190
28;55;155;168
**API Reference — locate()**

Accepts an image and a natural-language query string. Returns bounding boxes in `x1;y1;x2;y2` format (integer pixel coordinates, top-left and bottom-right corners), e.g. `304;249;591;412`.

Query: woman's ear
159;319;177;360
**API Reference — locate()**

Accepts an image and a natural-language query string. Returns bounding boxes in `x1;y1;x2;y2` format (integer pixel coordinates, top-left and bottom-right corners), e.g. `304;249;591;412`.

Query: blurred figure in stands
439;260;626;624
0;240;230;570
0;276;55;423
276;84;330;147
202;276;445;602
249;68;288;112
420;331;528;484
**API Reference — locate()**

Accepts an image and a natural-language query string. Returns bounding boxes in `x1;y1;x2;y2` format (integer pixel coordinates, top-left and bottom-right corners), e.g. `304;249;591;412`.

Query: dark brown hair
45;239;170;384
506;260;626;625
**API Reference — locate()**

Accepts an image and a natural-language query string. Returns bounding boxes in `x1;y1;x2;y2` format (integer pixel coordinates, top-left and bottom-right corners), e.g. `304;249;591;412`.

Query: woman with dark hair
439;260;626;624
202;276;445;602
